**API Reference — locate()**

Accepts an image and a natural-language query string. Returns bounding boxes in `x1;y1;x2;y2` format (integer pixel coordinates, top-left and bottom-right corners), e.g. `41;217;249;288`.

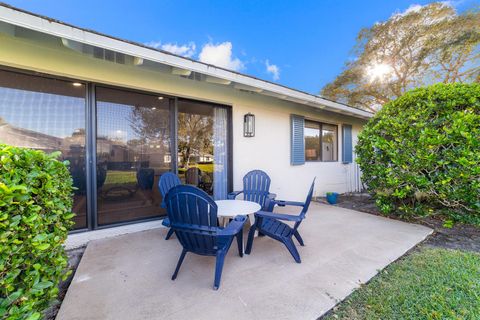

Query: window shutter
291;114;305;165
342;124;353;163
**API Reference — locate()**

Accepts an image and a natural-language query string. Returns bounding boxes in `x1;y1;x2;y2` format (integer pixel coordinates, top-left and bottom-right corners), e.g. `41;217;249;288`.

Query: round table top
215;199;261;218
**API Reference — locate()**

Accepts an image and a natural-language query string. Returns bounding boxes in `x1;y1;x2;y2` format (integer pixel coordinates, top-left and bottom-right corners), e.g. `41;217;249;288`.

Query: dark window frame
304;119;338;162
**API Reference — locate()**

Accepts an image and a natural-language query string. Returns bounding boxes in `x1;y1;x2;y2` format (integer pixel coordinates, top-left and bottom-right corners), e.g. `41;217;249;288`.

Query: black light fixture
244;113;255;137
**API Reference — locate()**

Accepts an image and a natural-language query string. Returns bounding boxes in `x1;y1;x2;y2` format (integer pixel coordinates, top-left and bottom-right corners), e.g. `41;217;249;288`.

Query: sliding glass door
177;99;229;200
95;87;172;226
0;68;231;231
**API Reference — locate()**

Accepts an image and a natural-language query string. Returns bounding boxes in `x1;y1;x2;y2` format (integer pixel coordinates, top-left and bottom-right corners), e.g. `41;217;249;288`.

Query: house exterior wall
0;33;366;201
232;101;364;200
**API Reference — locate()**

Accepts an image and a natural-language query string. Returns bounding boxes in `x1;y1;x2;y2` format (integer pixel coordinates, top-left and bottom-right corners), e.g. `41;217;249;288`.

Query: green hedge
0;145;74;319
356;83;480;224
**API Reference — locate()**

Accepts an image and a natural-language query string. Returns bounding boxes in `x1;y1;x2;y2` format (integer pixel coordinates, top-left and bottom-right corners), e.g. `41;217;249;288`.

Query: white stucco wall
231;96;364;201
0;32;367;201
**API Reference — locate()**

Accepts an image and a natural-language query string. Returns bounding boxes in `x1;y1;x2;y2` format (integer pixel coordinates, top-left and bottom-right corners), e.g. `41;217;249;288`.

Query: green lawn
103;164;215;186
104;171;137;185
325;248;480;320
178;163;214;174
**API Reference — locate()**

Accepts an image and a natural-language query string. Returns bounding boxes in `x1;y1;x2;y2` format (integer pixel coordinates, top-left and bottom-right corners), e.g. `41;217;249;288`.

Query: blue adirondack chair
228;170;276;211
159;172;181;240
245;179;315;263
164;185;247;290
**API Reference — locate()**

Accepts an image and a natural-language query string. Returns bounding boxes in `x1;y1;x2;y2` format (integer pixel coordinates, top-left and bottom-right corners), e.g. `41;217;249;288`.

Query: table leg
220;217;229;227
248;214;255;227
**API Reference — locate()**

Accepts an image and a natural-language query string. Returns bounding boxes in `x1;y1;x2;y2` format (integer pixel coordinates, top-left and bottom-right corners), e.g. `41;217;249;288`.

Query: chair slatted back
165;185;220;256
300;178;316;218
159;172;181;208
243;170;271;209
293;178;316;233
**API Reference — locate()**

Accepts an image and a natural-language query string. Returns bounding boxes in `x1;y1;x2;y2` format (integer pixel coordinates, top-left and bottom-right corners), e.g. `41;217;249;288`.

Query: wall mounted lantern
244;113;255;137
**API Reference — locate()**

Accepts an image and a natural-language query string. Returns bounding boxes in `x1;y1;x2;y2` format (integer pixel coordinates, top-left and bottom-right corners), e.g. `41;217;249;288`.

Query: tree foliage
129;107;170;142
177;113;213;167
128;105;214;167
0;145;74;319
321;3;480;112
356;83;480;224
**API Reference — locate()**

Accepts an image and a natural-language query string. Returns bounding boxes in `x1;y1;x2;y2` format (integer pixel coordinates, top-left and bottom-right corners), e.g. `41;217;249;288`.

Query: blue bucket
326;192;339;205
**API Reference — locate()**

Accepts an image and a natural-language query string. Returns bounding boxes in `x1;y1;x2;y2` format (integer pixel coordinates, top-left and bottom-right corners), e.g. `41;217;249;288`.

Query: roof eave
0;3;373;120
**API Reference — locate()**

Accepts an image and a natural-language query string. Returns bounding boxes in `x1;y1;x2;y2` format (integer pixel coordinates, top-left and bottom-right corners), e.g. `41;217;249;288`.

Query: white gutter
0;4;373;119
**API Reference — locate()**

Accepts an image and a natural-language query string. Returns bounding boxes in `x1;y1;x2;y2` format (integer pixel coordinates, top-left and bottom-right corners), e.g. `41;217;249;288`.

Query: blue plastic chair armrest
162;217;171;227
273;200;305;207
218;215;247;236
264;193;277;212
227;191;243;200
255;211;302;222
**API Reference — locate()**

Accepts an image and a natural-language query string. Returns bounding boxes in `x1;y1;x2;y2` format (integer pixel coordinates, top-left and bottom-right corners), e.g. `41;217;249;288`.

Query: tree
177;113;213;167
128;106;214;167
129;107;170;143
321;3;480;112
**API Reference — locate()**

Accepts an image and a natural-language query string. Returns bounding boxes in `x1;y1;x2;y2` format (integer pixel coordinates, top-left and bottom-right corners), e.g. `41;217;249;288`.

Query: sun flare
366;63;393;82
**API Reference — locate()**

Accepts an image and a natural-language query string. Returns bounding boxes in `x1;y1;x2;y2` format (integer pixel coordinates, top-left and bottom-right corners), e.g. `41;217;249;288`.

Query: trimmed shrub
356;83;480;224
0;145;74;319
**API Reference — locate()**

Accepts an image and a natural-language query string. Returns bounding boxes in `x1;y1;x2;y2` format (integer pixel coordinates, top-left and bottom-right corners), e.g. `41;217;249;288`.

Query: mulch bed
318;194;480;253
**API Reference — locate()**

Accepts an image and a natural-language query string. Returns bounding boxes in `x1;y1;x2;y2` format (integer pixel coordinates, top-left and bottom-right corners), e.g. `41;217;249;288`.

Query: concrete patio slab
57;203;432;320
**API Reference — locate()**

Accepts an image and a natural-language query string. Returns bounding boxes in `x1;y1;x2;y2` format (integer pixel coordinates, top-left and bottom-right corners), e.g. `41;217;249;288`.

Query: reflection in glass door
96;87;172;226
0;69;231;231
177;99;228;200
0;69;88;229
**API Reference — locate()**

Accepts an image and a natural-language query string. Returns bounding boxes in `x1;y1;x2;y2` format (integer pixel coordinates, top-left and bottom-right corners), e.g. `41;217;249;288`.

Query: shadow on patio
57;203;432;320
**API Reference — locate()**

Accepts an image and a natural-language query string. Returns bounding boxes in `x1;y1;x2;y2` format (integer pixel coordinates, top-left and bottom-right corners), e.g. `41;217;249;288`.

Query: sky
3;0;477;94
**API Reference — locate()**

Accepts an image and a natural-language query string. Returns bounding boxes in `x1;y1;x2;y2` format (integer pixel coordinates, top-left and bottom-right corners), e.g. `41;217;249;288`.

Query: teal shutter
342;124;353;163
291;115;305;165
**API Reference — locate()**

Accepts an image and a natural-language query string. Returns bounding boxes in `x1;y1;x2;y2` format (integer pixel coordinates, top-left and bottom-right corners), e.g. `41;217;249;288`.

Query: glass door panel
96;87;171;226
177;99;228;199
0;70;87;229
